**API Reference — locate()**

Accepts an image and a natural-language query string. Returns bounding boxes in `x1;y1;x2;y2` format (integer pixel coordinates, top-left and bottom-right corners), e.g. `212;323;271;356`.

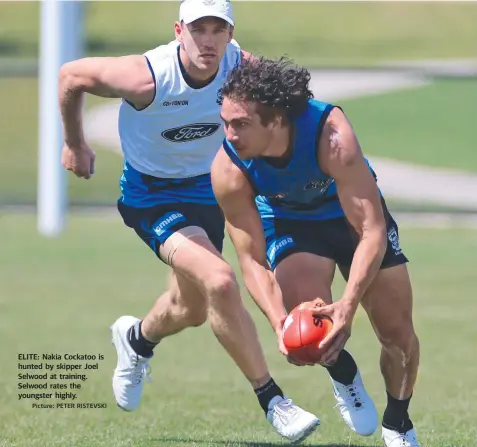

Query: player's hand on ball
282;300;333;365
281;310;315;366
276;316;311;366
312;299;356;366
276;315;290;357
286;354;314;367
61;143;96;179
280;316;313;366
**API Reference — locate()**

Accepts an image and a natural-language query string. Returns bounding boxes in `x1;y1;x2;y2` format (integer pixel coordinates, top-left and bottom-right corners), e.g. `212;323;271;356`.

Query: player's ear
174;21;183;42
228;25;234;42
270;113;284;130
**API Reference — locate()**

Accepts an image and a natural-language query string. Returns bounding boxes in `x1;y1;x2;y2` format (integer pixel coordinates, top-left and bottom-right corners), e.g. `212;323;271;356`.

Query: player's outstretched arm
211;148;288;344
313;107;387;364
59;55;154;148
58;55;154;179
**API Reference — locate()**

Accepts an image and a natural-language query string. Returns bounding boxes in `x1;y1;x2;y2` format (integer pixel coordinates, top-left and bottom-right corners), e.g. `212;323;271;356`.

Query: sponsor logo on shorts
387;227;402;255
153;212;186;237
161;123;221;143
267;236;295;263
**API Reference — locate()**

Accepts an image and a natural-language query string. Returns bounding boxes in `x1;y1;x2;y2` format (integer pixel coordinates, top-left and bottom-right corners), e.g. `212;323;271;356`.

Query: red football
282;301;333;364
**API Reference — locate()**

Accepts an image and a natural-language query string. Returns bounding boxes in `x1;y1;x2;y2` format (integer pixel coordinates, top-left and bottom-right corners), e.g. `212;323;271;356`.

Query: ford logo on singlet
161;123;221;143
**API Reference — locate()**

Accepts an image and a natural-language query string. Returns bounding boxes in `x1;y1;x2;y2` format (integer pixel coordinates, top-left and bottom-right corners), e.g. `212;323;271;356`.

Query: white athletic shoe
382;426;421;447
110;315;152;411
331;370;378;436
266;396;320;444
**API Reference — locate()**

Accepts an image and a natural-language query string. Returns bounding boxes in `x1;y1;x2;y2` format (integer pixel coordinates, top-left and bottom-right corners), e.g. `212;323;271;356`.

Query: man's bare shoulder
321;106;353;140
318;106;362;175
116;54;152;73
211;147;250;197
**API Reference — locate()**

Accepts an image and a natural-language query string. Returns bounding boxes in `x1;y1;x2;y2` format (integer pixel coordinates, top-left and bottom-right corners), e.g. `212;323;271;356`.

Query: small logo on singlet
303;178;334;193
162;100;189;107
161;123;221;143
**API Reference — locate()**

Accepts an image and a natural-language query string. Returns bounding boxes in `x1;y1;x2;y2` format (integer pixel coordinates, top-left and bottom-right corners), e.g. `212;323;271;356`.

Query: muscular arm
58;55;155;147
211;148;287;332
319;107;387;310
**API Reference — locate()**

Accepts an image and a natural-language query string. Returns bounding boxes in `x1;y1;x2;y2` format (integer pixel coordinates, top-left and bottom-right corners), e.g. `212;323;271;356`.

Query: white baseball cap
179;0;234;27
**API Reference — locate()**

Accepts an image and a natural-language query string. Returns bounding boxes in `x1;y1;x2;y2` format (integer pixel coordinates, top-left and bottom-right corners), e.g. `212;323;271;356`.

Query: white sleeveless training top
118;39;241;179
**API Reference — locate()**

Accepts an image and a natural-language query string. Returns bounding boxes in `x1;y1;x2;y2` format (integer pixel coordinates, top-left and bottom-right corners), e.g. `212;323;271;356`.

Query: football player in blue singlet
58;1;320;441
211;57;421;447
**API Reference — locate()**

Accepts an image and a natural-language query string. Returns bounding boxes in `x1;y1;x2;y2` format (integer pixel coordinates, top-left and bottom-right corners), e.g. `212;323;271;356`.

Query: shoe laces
335;383;363;410
272;398;299;426
124;357;152;386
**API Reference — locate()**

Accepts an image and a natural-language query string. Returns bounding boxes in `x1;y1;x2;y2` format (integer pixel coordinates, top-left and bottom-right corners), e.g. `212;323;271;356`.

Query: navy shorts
263;200;408;270
118;201;225;262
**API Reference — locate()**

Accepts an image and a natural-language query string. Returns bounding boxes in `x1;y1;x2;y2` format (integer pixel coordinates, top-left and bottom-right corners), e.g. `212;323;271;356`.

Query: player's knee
204;266;238;302
379;320;419;355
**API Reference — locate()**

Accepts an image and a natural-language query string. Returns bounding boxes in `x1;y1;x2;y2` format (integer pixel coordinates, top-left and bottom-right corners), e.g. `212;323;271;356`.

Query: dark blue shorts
262;200;408;270
117;201;225;262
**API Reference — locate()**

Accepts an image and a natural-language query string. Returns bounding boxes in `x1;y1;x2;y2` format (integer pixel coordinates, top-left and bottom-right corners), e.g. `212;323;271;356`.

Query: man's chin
197;57;218;69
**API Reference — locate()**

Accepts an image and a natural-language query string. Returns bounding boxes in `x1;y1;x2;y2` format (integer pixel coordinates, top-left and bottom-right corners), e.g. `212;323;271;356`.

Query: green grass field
1;76;475;207
339;78;477;172
1;214;476;446
1;2;477;66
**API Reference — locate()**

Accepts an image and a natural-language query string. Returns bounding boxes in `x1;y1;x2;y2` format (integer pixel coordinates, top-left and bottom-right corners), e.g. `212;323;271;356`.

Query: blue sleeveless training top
224;99;377;220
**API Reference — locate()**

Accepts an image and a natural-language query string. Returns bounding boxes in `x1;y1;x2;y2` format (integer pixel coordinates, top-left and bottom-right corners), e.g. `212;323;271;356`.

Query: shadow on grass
148;436;379;447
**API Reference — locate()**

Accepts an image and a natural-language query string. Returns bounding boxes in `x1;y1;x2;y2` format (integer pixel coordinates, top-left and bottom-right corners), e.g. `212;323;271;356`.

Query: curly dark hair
222;56;314;124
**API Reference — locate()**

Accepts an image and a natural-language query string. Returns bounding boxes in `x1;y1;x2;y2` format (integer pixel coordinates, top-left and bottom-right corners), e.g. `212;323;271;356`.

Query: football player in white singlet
58;0;319;442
